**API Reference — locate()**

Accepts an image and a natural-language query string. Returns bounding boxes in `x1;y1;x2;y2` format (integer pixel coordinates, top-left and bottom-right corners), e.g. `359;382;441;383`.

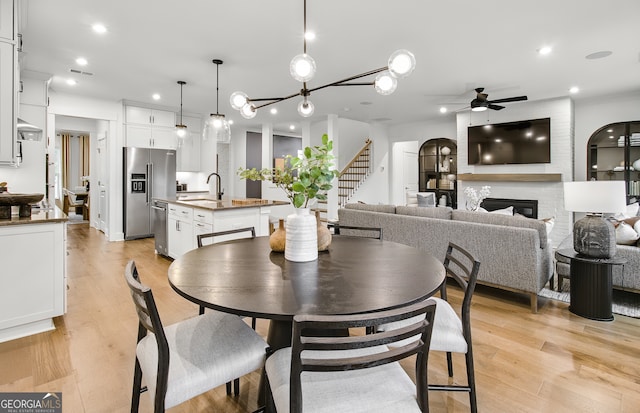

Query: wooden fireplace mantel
457;173;562;182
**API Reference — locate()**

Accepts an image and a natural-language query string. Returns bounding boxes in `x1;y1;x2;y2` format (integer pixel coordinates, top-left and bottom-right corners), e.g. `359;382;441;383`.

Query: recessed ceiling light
537;46;552;55
75;57;88;66
228;120;234;125
92;23;107;34
304;31;315;41
585;51;612;60
66;79;77;86
289;125;296;130
270;108;278;115
152;93;161;100
439;107;447;114
569;86;580;94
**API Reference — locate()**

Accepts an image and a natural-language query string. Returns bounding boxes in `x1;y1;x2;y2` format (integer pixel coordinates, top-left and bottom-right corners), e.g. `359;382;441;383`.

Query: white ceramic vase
285;207;318;262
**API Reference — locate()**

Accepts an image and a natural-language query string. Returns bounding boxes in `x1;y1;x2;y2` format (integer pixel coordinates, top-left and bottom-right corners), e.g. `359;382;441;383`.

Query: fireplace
480;197;538;219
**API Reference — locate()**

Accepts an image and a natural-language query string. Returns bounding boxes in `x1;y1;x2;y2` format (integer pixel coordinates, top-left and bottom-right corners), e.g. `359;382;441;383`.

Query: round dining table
168;235;446;350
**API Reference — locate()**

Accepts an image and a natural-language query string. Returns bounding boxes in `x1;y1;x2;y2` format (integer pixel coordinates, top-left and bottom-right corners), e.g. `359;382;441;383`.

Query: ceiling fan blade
488;104;505;110
489;95;528;104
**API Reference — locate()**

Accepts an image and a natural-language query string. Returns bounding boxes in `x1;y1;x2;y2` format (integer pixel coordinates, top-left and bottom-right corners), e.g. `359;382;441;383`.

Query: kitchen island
161;193;289;259
0;207;67;342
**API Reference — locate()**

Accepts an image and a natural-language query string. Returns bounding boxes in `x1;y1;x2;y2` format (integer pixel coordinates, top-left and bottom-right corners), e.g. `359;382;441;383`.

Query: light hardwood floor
1;223;639;412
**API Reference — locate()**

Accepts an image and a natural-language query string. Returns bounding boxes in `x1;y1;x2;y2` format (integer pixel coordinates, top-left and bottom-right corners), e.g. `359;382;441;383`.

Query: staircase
314;139;373;223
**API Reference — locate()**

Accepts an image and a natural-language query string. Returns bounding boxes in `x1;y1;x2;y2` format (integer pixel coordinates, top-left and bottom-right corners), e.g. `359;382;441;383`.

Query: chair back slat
197;226;256;247
329;224;383;240
288;299;436;411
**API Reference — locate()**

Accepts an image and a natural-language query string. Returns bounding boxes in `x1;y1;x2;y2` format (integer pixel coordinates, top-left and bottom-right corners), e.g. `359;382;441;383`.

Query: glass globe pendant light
388;49;416;78
290;53;316;82
297;98;314;117
175;81;188;143
205;59;231;143
374;71;397;95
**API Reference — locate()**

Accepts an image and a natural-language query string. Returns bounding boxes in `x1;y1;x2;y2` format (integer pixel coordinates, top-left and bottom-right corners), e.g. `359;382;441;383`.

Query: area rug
539;286;640;319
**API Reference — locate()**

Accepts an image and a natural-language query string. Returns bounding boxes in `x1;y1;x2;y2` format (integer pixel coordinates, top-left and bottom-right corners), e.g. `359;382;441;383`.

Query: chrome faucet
206;172;224;200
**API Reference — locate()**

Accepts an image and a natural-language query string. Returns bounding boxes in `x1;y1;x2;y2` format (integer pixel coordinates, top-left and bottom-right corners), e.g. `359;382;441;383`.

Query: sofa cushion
396;205;453;220
417;193;436;207
344;203;396;214
452;209;548;248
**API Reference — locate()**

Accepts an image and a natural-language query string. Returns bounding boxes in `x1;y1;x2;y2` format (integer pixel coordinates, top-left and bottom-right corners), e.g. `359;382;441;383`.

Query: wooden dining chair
264;299;437;413
196;226;256;321
124;260;268;413
328;223;383;240
376;242;481;413
197;226;256;247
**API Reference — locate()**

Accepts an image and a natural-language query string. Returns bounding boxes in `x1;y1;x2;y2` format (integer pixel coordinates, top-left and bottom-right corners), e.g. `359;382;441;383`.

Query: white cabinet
0;221;66;343
125;105;177;149
177;115;202;172
193;208;213;243
168;204;194;259
0;0;14;41
0;0;16;165
126;106;175;128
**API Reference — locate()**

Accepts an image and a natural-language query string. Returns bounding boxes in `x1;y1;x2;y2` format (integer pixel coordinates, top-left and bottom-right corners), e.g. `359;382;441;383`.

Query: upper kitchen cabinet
0;0;17;165
125;105;177;149
177;115;202;172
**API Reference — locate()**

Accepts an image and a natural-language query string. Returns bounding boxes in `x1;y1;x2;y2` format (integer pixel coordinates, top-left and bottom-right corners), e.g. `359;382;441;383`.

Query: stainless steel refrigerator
123;147;176;240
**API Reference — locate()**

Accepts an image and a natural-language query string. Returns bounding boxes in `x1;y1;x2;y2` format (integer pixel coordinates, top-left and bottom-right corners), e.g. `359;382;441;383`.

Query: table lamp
564;181;626;258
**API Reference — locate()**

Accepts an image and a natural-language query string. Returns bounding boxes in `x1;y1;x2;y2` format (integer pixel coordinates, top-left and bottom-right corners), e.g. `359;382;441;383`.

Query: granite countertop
0;206;68;226
161;194;289;211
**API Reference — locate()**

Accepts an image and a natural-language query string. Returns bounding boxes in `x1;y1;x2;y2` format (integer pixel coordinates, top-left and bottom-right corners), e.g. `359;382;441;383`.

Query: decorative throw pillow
416;193;435;207
488;206;514;215
615;221;639;245
540;217;555;235
623;216;640;227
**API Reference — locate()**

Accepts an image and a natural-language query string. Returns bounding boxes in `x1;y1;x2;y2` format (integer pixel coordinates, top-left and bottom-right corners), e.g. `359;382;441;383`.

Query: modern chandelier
175;80;188;140
204;59;231;143
229;0;416;119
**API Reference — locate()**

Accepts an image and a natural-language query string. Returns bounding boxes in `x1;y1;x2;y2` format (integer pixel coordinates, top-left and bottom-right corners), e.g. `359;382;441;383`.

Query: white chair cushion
265;345;423;413
377;297;468;353
136;311;268;409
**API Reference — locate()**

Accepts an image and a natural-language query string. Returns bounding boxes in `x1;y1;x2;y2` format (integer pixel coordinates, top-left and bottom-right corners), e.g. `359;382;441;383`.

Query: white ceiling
18;0;640;133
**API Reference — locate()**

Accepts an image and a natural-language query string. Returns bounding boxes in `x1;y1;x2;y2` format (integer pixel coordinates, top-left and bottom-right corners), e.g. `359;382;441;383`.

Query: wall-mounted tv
467;117;551;165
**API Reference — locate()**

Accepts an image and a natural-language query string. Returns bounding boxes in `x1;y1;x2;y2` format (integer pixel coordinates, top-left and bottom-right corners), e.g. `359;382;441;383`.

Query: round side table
556;248;626;321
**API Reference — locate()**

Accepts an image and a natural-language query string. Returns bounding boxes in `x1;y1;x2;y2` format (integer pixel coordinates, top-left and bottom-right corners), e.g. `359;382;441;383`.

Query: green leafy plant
238;134;339;208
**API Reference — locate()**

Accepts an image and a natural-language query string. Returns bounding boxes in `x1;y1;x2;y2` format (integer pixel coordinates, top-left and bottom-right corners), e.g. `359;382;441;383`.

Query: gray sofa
555;235;640;293
337;203;554;312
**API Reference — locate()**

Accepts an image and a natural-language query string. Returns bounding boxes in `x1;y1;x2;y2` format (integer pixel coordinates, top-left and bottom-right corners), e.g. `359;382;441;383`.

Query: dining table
168;235;446;407
168;235;446;350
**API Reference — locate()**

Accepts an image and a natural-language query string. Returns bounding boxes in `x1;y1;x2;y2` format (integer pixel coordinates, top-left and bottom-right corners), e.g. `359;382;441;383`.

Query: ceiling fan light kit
469;87;527;112
204;59;231;143
230;0;416;119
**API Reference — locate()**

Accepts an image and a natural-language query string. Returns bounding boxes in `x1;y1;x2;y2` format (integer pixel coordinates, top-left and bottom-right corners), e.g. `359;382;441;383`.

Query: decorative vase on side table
285;208;318;262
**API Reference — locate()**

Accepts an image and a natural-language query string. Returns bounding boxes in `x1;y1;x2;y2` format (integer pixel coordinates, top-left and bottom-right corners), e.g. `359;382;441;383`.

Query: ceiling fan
470;87;528;111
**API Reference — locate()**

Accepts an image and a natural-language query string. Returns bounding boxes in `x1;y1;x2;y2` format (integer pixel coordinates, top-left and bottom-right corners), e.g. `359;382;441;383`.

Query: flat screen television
467;117;551;165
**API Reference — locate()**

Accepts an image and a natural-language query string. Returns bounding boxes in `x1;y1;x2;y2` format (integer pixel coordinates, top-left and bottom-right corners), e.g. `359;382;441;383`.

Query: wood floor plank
0;223;639;412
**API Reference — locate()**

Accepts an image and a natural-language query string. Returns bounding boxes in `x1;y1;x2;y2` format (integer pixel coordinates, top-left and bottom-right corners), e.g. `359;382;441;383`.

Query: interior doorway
54;115;109;231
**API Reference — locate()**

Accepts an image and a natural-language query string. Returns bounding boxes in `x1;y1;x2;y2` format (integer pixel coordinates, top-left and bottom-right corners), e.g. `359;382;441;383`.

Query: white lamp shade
564;181;626;213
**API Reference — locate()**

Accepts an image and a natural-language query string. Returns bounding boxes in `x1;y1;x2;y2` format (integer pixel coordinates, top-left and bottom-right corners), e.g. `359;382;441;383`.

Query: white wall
389;116;457;147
